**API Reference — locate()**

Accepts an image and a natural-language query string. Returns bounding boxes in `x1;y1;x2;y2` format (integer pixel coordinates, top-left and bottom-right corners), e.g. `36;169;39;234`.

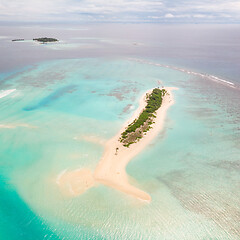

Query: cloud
164;13;174;18
190;1;240;13
148;16;161;19
0;0;239;22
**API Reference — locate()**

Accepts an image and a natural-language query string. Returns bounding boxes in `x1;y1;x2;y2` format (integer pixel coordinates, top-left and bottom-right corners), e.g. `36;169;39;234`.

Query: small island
57;87;176;202
12;39;24;42
120;88;167;147
33;37;58;43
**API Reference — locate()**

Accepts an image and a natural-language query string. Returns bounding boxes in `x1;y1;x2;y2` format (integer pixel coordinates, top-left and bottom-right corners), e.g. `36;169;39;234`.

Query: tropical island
120;88;167;147
57;87;177;202
33;37;58;43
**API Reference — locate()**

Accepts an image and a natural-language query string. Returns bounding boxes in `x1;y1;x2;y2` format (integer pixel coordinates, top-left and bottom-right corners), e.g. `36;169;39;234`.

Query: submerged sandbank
57;87;177;201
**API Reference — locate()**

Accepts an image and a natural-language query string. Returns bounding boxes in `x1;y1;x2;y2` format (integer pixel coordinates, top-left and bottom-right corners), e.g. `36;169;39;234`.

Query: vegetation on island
33;37;58;43
12;37;58;43
119;88;167;147
12;39;24;42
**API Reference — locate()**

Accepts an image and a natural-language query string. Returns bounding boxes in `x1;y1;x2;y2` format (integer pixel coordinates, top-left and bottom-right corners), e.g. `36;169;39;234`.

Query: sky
0;0;240;23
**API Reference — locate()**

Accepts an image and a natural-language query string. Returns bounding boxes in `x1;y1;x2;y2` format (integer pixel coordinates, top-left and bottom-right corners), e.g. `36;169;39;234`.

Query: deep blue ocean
0;24;239;239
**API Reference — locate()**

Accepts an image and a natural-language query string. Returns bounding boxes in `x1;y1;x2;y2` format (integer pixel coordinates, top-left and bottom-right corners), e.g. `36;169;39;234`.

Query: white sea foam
129;58;236;89
208;75;235;86
0;89;16;99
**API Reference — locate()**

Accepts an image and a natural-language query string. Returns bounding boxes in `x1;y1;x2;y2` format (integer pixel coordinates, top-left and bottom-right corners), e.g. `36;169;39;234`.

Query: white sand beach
57;87;176;201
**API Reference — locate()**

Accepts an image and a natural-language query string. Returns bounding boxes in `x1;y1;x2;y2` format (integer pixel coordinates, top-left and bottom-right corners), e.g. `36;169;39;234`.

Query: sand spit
57;87;177;202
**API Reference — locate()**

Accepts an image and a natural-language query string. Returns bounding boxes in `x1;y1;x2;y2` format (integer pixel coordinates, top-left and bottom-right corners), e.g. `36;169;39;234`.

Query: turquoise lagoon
0;57;240;240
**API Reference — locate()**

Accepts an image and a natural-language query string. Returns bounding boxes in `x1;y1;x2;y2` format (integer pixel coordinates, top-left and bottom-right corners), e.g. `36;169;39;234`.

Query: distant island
33;37;58;43
12;37;59;43
12;39;24;42
120;88;167;147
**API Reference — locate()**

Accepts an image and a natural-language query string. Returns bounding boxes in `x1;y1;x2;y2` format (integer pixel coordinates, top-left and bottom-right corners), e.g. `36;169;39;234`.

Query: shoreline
57;87;177;201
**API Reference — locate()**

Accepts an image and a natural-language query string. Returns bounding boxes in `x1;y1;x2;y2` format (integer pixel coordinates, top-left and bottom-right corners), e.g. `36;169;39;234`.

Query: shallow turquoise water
0;58;239;239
